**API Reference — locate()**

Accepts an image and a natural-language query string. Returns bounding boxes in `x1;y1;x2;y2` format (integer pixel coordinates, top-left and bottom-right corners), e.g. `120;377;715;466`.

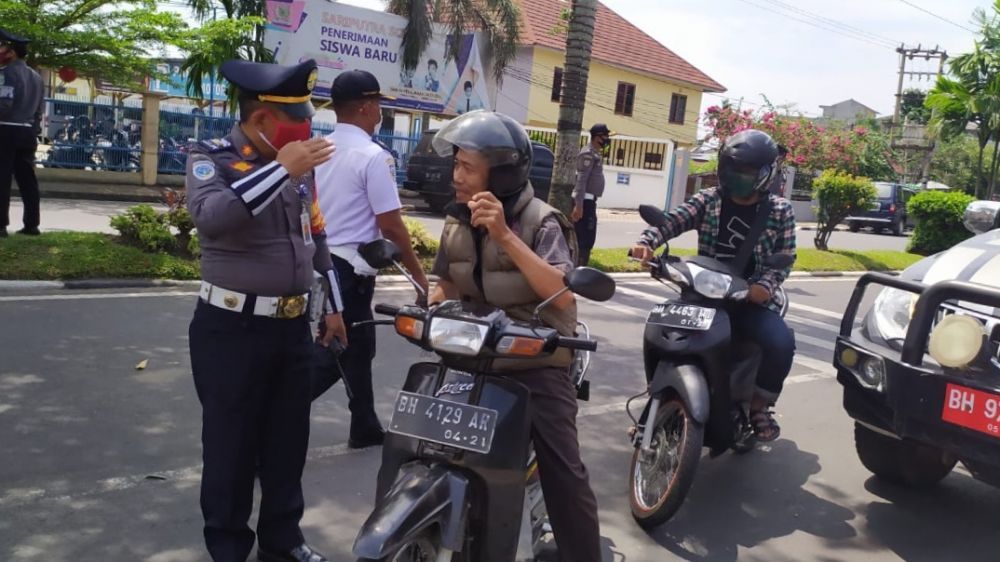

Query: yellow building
496;0;725;146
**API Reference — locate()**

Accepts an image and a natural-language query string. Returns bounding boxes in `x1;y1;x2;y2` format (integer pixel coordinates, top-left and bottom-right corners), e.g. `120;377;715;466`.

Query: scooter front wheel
358;531;452;562
629;395;703;528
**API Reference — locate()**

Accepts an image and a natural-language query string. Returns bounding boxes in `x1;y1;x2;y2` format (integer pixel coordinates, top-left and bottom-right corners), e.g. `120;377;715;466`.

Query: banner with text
264;0;493;115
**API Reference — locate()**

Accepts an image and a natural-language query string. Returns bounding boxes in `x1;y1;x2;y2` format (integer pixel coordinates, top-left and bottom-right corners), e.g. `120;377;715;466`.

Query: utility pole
892;44;947;184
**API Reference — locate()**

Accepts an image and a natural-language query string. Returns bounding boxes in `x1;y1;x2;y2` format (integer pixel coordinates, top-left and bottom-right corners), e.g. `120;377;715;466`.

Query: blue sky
340;0;992;119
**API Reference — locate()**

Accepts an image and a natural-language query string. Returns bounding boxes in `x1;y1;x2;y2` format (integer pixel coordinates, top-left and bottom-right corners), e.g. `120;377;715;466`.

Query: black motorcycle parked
351;239;615;562
626;205;794;528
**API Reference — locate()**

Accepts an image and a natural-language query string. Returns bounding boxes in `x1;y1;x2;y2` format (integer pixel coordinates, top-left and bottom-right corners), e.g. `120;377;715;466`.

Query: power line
758;0;903;47
732;0;897;50
894;0;978;34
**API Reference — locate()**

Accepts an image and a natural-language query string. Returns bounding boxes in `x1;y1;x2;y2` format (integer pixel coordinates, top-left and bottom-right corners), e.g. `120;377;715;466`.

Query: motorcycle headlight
428;317;489;356
871;287;916;343
687;263;732;299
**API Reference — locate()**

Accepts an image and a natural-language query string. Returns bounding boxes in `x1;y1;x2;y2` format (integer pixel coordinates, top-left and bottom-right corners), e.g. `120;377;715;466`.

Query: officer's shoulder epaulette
198;138;233;153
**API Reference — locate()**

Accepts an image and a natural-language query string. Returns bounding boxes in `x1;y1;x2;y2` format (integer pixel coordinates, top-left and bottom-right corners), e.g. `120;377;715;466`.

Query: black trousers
574;199;598;266
330;254;381;435
507;367;601;562
189;301;313;561
0;125;40;230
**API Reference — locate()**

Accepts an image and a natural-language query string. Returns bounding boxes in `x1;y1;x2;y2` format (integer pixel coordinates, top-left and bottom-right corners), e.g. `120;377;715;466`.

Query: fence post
140;93;163;186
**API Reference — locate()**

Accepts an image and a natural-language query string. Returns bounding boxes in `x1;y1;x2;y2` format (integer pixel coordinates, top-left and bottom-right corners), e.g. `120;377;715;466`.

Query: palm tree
926;3;1000;198
547;0;598;215
182;0;271;103
386;0;520;84
926;47;1000;198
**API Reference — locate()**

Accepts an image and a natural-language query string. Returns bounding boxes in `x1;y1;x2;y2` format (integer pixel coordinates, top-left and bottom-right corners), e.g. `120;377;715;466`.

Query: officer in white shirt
314;70;430;449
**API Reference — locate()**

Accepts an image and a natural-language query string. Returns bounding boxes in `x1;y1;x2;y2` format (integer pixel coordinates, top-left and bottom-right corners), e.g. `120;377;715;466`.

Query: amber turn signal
395;316;424;339
497;336;544;357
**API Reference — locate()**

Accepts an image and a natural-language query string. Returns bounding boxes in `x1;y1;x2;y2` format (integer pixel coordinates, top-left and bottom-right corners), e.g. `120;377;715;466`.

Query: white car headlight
871;287;916;343
688;263;732;299
428;317;489;356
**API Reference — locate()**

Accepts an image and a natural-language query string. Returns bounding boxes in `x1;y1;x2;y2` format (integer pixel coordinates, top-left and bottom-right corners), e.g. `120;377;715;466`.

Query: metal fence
38;97;419;184
38;98;143;172
525;127;669;172
157;108;237;175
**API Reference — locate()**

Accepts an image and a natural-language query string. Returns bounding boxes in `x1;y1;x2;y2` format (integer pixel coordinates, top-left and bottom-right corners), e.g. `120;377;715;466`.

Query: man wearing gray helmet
427;110;602;562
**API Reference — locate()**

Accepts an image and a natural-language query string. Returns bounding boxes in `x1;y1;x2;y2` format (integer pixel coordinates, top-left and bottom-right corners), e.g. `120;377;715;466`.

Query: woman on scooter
427;110;602;562
631;129;797;442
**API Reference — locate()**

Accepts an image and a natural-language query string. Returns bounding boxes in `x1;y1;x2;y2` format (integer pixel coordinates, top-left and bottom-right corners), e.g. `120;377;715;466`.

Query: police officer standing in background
571;124;613;265
186;58;346;562
314;70;430;448
0;29;43;237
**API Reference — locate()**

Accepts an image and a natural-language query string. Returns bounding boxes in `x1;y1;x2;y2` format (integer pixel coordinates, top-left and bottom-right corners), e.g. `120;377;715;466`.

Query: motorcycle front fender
353;461;469;558
648;361;709;424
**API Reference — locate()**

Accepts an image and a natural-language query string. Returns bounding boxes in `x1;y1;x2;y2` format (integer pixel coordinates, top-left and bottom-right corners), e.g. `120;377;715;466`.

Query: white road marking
0;285;418;303
789;302;846;320
0;291;199;302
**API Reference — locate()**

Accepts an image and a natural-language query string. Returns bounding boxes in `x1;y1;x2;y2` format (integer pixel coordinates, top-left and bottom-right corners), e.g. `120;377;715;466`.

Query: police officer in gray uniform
186;58;346;562
571;123;613;266
0;29;43;237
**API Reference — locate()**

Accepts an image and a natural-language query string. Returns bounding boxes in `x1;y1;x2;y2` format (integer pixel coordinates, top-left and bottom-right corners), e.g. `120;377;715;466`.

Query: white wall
598;165;671;210
494;47;534;124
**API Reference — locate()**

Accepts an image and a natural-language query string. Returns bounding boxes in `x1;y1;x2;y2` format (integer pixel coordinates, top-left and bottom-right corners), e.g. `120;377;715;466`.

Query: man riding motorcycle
631;129;796;442
426;110;601;562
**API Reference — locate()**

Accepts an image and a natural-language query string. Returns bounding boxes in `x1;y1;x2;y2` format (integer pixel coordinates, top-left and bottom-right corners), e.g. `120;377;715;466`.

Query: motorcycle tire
358;531;450;562
629;395;704;529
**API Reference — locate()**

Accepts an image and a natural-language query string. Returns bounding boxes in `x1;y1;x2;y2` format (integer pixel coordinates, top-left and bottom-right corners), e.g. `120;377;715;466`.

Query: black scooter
626;205;794;528
351;239;615;562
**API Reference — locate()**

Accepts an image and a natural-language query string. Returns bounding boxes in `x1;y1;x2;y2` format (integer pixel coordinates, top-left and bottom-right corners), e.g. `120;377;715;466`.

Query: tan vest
441;186;579;370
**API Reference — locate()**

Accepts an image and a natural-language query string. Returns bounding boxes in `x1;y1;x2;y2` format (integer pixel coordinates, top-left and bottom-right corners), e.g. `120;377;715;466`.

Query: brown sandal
750;409;780;442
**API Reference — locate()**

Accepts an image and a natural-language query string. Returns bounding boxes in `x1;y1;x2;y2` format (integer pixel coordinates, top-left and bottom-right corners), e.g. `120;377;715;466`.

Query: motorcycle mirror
565;267;616;302
765;253;795;269
358;239;402;269
639;205;668;228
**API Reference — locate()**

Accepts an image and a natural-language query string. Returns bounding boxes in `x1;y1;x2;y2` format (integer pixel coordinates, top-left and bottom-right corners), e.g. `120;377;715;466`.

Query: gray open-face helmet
432;110;533;198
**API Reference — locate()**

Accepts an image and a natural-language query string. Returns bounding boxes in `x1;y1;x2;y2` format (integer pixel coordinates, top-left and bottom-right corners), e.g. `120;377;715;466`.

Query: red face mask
258;110;312;151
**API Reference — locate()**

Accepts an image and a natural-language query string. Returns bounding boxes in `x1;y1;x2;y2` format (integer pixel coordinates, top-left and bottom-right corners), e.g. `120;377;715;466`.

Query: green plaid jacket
638;188;797;312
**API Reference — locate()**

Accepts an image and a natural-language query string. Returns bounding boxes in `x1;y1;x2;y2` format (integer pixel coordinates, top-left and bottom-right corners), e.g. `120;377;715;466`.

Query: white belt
584;193;596;201
199;281;309;319
0;121;31;128
331;244;379;277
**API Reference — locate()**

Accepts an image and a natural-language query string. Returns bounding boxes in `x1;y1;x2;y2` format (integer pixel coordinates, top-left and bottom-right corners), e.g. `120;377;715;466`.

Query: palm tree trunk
976;138;987;199
548;0;598;216
989;136;1000;199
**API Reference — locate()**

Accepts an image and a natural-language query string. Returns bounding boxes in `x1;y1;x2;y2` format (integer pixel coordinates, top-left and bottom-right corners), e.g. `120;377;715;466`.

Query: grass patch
0;232;200;280
0;233;923;281
589;247;922;273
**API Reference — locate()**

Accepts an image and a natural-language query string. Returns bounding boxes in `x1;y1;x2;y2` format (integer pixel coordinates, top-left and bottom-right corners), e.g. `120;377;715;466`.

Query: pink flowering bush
703;105;888;178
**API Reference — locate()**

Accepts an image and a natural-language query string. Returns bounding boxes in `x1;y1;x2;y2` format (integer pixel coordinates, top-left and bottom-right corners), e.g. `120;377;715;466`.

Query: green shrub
166;207;195;239
188;232;201;258
812;169;877;250
907;190;975;255
110;204;176;253
404;217;439;257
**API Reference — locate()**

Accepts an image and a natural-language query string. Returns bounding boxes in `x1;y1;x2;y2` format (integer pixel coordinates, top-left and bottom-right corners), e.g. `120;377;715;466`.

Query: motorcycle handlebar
557;336;597;352
373;304;400;316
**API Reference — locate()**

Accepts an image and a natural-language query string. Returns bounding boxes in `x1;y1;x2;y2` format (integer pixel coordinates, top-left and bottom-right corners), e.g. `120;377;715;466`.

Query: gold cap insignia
223;295;239;309
306;69;318;93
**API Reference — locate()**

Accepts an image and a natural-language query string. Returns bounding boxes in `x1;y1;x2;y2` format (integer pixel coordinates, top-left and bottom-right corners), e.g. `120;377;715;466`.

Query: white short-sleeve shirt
315;123;401;247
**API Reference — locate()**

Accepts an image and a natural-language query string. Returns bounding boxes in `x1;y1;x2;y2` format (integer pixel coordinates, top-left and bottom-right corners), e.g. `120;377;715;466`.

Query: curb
0;271;896;291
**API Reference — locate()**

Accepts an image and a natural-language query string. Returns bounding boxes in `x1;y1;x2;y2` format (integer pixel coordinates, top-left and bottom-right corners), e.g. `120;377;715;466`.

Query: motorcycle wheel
359;532;448;562
629;395;703;529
